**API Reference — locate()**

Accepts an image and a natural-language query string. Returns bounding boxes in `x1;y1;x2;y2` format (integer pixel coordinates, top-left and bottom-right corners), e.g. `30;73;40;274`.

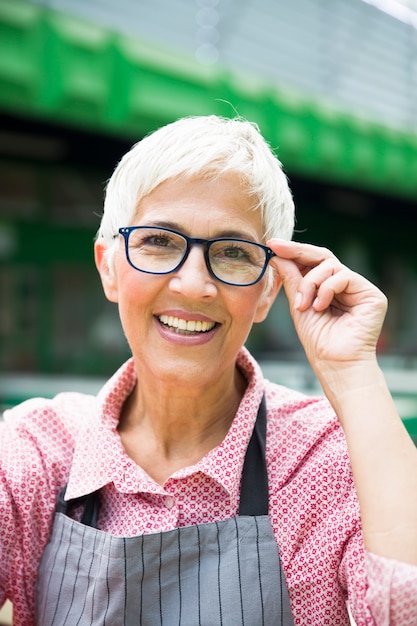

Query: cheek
253;291;275;324
115;270;154;316
228;287;267;326
115;278;156;350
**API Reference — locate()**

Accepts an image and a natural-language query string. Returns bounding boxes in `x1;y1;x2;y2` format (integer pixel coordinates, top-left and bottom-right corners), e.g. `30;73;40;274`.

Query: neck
117;361;247;483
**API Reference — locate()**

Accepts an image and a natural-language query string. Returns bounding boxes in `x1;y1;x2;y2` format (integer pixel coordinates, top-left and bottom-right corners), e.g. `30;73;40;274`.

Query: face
95;173;281;390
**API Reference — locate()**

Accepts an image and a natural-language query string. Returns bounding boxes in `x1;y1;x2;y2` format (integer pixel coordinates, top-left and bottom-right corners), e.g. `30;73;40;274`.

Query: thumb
269;256;303;311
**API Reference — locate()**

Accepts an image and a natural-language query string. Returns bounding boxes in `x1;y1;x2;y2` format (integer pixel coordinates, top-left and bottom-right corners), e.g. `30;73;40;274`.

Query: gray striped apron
36;396;294;625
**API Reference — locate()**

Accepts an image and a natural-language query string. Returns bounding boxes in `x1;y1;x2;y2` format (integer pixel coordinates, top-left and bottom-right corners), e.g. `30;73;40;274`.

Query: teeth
159;315;216;333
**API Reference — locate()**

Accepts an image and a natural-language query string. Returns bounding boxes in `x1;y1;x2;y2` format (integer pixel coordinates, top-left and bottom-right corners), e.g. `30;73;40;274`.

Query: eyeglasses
118;226;275;286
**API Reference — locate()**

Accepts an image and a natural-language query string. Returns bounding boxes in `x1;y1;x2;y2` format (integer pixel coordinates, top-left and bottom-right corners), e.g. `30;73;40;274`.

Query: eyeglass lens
124;227;268;285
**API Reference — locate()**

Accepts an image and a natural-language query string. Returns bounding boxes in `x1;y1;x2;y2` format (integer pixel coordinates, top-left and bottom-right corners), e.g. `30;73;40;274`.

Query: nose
168;245;218;299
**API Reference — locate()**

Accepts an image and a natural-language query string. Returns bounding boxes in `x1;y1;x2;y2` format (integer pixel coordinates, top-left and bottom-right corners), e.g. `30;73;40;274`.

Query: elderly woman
1;115;417;626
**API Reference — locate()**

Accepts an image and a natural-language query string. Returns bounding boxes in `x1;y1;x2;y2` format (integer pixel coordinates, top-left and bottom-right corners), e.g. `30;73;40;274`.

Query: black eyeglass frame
118;225;276;287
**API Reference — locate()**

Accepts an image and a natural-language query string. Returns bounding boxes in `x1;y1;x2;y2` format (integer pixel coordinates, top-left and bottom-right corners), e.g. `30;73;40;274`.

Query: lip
154;310;220;346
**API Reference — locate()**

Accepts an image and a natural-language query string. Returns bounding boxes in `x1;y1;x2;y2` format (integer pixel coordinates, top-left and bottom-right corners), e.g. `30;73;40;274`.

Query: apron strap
56;484;101;528
238;393;269;516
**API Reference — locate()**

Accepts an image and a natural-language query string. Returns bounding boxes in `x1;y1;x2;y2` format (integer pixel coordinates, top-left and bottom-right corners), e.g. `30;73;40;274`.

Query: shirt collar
65;348;265;501
65;358;139;499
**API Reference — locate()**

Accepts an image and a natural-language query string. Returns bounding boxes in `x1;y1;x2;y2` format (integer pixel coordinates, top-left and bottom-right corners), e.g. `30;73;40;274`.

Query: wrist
316;358;387;414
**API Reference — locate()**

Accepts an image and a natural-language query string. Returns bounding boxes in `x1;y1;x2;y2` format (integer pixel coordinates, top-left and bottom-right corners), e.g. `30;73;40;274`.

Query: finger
269;255;304;310
267;239;336;269
313;268;388;313
271;253;345;312
312;268;356;311
269;254;302;280
296;258;345;310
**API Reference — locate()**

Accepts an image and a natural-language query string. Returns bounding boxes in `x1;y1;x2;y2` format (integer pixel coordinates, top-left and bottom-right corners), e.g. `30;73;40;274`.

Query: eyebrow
143;220;259;242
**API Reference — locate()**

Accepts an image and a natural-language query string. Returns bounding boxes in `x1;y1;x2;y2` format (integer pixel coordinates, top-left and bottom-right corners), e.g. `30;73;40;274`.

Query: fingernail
295;292;302;309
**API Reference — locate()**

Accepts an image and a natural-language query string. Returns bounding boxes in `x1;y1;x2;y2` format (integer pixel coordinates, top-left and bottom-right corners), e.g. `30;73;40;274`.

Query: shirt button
165;496;175;509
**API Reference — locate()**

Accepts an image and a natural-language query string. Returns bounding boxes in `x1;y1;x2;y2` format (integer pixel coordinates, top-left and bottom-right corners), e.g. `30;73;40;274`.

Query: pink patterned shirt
1;348;416;625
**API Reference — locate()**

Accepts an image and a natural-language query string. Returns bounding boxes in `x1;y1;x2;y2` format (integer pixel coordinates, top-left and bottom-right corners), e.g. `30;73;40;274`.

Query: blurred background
1;0;417;444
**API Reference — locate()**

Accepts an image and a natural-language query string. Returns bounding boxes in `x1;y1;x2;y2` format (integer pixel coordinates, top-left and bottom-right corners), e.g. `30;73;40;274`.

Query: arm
268;238;417;566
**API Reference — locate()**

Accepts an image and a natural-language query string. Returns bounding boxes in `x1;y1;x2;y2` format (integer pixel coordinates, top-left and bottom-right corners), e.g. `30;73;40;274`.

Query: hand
268;240;417;571
267;239;388;374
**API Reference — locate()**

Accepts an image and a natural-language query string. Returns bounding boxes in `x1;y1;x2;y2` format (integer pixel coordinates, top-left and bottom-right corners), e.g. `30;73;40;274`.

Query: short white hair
97;115;295;268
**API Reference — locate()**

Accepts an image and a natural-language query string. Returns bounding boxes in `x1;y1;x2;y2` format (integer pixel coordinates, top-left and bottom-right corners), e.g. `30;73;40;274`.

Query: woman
1;115;417;625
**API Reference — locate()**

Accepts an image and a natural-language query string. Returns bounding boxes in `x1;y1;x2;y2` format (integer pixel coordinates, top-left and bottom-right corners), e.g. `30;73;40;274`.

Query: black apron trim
238;393;269;516
56;484;101;528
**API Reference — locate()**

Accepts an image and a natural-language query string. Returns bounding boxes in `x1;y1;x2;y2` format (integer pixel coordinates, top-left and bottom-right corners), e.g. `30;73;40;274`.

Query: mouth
158;314;217;335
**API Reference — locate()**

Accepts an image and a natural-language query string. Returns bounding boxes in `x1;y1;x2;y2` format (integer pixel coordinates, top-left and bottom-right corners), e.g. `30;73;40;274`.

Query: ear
253;267;282;323
94;241;119;303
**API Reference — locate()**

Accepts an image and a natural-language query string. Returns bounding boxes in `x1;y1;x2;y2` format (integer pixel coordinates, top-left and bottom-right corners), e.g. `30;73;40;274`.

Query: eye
224;246;248;259
215;242;254;261
144;234;175;248
129;229;183;251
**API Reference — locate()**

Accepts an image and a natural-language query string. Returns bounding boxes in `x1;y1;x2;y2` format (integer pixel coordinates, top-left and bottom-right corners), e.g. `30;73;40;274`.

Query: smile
158;315;216;334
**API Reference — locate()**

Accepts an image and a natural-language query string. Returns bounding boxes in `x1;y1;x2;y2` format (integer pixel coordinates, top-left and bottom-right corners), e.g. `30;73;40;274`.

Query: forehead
132;173;264;239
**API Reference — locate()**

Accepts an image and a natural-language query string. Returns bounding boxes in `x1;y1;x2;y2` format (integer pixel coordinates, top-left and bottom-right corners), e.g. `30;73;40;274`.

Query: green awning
1;0;417;198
